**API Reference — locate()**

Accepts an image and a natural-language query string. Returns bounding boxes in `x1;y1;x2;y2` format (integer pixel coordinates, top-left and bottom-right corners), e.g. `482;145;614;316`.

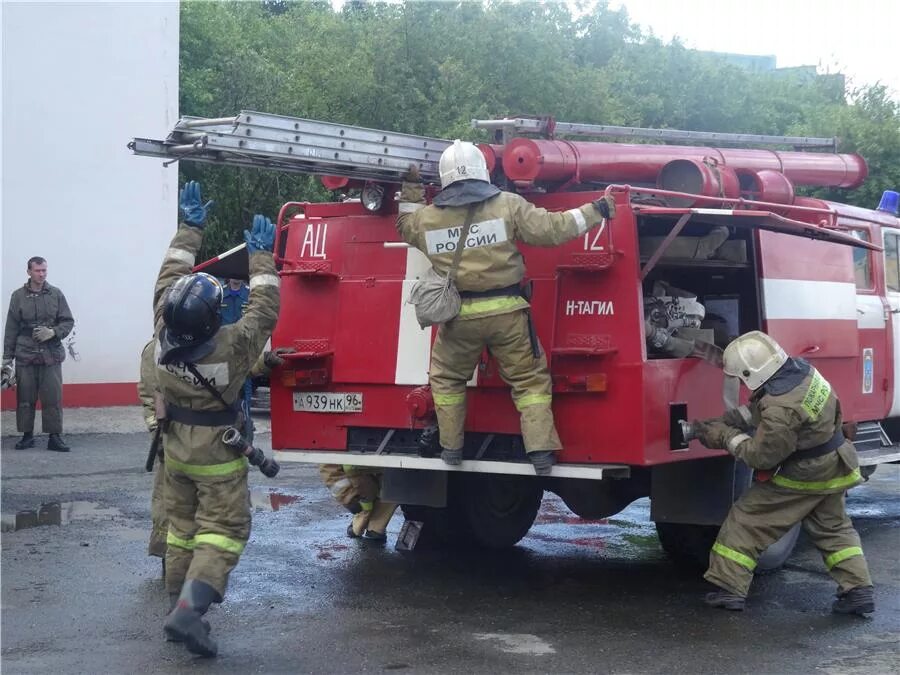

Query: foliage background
178;0;900;257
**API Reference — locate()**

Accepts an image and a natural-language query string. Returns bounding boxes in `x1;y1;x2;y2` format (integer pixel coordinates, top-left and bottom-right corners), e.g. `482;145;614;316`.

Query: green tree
175;0;900;258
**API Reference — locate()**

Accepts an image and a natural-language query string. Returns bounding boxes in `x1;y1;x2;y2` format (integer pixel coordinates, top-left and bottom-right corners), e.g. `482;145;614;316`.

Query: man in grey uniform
3;256;74;451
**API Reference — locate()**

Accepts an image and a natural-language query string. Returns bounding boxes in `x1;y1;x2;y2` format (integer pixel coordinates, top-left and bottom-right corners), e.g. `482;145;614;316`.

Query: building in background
699;50;845;97
1;2;179;408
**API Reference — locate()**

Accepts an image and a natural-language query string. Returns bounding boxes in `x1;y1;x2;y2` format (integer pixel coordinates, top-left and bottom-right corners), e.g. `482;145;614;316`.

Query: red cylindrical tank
736;169;795;205
501;138;867;189
478;144;505;175
657;159;741;206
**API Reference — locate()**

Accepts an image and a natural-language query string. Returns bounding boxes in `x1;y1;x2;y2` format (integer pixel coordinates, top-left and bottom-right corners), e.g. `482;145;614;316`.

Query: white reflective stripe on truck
273;451;630;479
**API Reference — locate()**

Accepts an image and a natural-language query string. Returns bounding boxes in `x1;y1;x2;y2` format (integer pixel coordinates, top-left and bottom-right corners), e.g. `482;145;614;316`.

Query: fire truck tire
456;473;543;549
401;474;543;550
655;521;801;573
755;523;801;573
654;522;718;571
399;503;473;549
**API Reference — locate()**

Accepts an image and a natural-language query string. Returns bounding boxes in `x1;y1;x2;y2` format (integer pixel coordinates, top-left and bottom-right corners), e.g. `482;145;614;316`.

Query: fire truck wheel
456;473;543;549
654;522;719;571
399;503;473;549
655;521;800;574
401;473;543;550
755;523;801;573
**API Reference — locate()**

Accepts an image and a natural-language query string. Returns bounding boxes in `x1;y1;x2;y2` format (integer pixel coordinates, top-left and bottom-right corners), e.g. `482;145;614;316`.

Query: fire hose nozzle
222;426;280;478
222;426;242;447
679;420;697;444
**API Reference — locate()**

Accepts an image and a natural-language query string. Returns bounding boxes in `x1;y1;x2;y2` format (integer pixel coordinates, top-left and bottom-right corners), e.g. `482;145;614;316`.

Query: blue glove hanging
179;180;214;228
244;214;276;253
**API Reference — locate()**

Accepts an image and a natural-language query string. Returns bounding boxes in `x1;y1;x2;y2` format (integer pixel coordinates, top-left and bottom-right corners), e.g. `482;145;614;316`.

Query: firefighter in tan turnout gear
153;181;280;657
319;464;398;542
140;338;290;581
138;339;167;567
397;141;614;475
691;331;874;614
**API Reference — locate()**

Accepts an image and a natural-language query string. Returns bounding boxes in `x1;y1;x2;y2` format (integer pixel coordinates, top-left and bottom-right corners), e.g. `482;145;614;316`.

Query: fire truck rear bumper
273;451;630;480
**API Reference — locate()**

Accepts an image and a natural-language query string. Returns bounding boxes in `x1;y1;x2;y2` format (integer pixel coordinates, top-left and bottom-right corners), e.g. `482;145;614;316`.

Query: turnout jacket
153;225;280;475
138;339;159;433
3;283;74;365
397;180;606;319
713;359;861;495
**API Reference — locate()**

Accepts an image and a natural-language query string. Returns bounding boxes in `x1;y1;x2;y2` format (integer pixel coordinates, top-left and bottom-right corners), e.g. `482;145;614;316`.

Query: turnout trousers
706;480;872;597
15;362;63;434
430;310;561;454
163;455;251;598
149;455;168;558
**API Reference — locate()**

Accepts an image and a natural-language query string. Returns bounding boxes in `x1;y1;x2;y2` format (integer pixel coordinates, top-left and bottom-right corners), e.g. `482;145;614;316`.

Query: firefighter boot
440;446;463;466
166;592;211;643
346;510;370;538
164;580;220;657
362;501;399;544
704;590;746;611
15;432;35;450
528;450;556;476
832;585;875;616
47;434;70;452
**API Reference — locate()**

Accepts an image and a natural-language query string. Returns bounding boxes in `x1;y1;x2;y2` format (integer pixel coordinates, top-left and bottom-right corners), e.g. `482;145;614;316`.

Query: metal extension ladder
471;116;838;150
129;111;453;183
129;110;840;183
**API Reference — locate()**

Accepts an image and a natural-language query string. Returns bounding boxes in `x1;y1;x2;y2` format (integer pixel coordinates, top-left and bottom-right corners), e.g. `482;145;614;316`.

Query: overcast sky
611;0;900;99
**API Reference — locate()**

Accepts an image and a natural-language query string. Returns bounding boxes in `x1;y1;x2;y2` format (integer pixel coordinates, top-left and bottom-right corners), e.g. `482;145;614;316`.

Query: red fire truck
132;113;900;567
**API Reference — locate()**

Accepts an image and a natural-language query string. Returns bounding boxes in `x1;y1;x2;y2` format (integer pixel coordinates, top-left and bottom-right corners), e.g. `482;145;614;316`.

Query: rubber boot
832;585;875;616
346;510;370;538
15;432;35;450
440;447;463;466
528;450;556;476
164;580;220;656
362;501;398;544
704;590;746;611
47;434;70;452
165;592;211;643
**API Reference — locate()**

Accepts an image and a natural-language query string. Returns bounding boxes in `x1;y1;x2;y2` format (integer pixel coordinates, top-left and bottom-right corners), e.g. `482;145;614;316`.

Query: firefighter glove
1;363;15;390
723;405;754;431
404;163;422;183
179;180;214;228
591;195;616;220
692;418;734;449
244;214;276;253
263;347;293;369
32;326;56;343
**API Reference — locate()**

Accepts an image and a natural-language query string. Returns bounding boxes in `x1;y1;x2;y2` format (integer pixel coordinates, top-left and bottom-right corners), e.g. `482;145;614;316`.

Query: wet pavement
1;428;898;673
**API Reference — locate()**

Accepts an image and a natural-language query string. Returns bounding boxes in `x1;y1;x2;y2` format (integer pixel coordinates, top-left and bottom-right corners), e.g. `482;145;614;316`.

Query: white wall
1;1;179;389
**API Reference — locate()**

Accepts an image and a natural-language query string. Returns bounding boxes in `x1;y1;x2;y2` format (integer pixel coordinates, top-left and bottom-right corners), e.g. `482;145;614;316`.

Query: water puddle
249;487;303;512
524;495;661;559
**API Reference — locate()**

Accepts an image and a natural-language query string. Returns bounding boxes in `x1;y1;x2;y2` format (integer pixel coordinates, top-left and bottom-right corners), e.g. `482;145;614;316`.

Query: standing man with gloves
154;181;280;657
690;331;874;615
397;140;615;475
3;256;75;451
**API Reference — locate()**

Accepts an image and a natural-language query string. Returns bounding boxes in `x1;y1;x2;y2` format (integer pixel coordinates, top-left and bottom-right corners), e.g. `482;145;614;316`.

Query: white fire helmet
438;139;490;189
723;331;789;391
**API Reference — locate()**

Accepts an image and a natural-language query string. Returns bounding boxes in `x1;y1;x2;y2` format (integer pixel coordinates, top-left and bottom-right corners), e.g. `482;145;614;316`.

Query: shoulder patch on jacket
424;218;508;255
801;369;832;420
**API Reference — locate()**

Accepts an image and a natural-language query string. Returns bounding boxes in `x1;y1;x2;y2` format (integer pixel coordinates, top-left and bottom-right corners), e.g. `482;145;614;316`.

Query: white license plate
293;392;363;413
